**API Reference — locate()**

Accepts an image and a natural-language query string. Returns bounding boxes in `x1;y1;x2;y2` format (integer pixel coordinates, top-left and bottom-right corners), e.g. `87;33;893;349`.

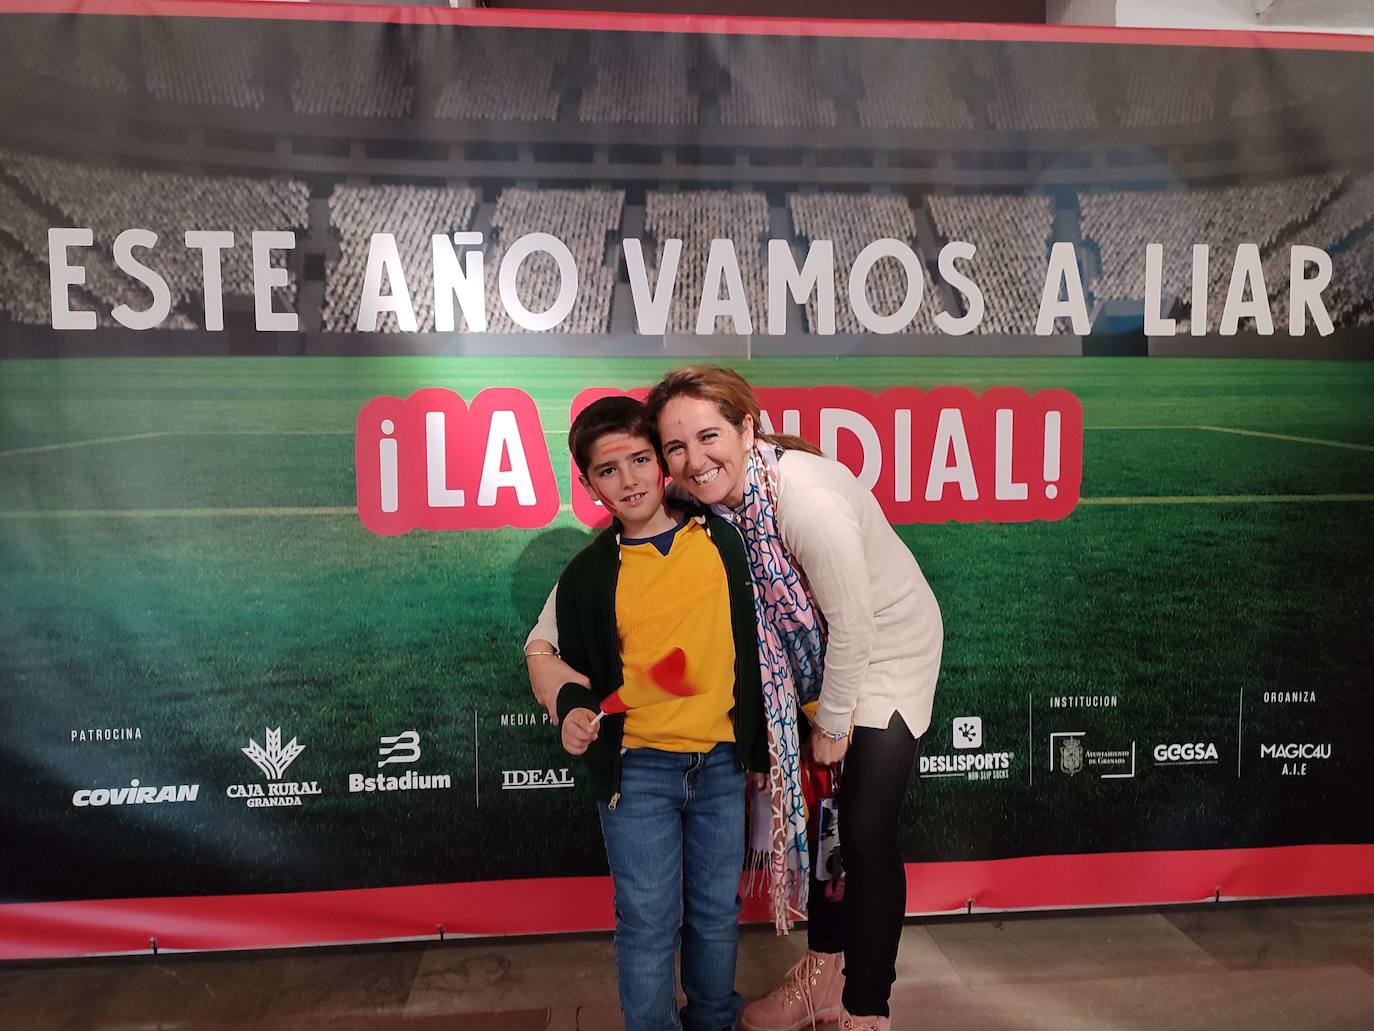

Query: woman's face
657;395;754;509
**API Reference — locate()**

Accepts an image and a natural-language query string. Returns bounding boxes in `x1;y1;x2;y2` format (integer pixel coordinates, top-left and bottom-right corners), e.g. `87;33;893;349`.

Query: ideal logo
953;716;982;750
242;727;304;780
378;730;421;767
502;768;575;790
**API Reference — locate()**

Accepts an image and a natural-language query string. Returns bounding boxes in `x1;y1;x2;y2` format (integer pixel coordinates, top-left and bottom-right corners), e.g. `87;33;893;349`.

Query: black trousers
806;711;921;1019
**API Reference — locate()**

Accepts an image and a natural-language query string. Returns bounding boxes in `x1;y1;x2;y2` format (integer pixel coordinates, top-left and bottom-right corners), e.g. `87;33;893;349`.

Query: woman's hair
643;366;823;456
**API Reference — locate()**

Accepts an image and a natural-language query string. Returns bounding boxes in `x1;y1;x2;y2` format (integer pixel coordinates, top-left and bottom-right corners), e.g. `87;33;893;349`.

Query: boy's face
579;432;665;523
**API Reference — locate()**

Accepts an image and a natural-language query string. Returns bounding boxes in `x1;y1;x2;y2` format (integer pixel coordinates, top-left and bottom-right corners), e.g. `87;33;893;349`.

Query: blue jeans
598;742;746;1031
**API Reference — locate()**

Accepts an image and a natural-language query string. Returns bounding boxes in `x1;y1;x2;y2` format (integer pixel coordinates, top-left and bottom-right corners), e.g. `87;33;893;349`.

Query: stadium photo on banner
0;2;1371;961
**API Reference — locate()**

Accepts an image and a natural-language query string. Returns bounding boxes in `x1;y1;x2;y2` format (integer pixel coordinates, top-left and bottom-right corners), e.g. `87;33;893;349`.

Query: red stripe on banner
2;844;1371;960
0;0;1372;53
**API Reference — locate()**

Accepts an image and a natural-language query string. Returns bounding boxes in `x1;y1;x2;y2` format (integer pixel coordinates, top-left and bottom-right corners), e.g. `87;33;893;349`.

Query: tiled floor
2;898;1372;1029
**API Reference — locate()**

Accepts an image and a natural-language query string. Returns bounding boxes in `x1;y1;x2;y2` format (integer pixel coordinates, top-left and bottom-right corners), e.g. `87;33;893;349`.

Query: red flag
597;648;695;716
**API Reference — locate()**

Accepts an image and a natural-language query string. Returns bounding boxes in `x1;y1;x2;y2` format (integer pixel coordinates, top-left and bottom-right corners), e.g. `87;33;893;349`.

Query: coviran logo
348;731;453;793
72;779;199;807
1259;742;1331;776
1153;742;1220;766
502;768;575;790
919;716;1013;782
227;727;322;808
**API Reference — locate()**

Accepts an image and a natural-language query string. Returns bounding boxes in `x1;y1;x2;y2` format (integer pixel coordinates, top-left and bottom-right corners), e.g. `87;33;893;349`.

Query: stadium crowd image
1;2;1372;1029
1;15;1372;350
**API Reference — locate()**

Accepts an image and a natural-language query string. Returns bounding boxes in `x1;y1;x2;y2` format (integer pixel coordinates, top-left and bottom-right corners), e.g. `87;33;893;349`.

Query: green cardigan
554;511;768;806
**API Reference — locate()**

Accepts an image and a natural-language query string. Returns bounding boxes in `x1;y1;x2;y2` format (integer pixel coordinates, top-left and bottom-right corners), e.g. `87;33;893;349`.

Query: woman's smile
657;395;753;508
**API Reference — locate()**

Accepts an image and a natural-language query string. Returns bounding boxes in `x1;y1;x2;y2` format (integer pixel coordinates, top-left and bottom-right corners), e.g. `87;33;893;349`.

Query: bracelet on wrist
815;723;849;742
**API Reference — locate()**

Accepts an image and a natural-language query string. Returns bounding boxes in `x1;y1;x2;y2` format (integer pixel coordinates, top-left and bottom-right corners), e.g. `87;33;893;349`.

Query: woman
527;366;942;1031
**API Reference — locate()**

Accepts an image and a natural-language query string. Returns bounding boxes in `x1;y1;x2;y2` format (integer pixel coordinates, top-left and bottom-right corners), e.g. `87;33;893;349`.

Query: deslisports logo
919;716;1012;781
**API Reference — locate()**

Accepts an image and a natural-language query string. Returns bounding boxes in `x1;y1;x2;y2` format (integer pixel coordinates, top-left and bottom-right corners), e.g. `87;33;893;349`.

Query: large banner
1;2;1372;959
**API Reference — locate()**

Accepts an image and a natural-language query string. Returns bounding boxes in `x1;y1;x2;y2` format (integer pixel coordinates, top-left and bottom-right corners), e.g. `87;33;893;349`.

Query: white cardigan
528;450;943;738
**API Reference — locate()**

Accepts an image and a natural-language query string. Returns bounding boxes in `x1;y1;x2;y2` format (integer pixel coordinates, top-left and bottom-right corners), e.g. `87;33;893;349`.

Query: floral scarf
715;444;827;932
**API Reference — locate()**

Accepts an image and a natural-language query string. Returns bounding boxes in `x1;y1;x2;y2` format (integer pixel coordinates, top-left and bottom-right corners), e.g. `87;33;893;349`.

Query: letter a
1036;242;1089;335
926;409;978;501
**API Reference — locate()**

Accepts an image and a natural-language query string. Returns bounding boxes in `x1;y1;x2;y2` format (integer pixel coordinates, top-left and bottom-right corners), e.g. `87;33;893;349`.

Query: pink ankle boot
840;1011;891;1031
740;949;844;1031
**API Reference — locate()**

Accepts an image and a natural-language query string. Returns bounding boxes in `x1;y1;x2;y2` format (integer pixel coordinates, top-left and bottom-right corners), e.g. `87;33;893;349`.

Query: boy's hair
568;396;659;476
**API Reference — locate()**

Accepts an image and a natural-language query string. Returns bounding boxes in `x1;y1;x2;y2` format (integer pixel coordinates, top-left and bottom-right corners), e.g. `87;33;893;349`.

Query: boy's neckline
619;504;683;542
621;513;691;557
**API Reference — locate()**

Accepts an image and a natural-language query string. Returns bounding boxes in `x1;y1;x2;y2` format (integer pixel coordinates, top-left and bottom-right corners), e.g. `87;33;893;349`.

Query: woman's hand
526;645;589;725
810;732;850;767
560;708;601;756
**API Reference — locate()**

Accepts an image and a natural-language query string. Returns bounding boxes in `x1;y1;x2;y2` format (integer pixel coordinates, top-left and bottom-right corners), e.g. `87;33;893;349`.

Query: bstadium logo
1050;732;1136;779
920;716;1012;782
70;727;142;744
72;779;199;807
1153;742;1220;767
1260;742;1331;777
502;768;575;790
227;727;322;808
349;731;453;793
377;729;421;767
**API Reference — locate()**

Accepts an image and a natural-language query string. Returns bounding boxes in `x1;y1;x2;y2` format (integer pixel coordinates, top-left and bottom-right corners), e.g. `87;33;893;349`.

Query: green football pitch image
2;355;1371;901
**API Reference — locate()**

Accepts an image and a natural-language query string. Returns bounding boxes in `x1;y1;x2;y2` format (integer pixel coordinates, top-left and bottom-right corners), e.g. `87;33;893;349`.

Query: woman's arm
781;486;876;741
524;584;588;723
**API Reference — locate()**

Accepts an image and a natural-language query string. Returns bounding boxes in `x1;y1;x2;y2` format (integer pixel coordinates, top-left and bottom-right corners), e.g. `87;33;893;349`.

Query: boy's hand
561;708;601;756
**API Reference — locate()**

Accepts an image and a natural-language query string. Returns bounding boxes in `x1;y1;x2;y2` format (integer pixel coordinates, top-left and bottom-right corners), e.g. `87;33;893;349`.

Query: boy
551;396;766;1031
